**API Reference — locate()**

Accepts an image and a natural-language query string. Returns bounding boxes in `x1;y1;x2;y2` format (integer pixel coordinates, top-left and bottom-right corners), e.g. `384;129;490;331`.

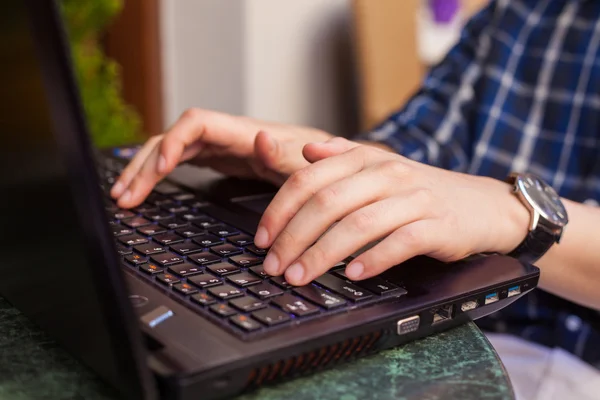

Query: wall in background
159;0;358;136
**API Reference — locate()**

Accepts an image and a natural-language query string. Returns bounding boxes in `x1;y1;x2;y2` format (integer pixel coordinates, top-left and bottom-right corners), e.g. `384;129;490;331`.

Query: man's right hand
110;108;336;209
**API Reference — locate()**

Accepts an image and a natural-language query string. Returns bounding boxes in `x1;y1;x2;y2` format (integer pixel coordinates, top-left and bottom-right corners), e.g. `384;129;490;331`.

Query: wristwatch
507;172;568;264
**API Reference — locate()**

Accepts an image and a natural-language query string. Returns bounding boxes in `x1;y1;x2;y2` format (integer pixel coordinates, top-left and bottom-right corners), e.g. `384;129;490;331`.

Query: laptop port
397;315;420;335
432;304;453;325
507;285;521;297
460;300;478;312
485;292;499;305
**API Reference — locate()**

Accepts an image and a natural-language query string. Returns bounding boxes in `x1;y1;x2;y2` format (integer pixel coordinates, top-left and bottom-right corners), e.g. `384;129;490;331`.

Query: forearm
535;200;600;310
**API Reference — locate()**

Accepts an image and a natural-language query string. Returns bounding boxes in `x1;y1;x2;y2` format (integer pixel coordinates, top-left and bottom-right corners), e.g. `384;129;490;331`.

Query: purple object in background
429;0;460;24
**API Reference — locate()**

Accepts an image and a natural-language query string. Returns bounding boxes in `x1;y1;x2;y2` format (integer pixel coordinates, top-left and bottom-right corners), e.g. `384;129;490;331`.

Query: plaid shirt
358;0;600;366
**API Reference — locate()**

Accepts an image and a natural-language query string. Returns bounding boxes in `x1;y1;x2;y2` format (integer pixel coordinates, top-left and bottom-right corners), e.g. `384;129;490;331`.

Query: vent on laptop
244;329;388;388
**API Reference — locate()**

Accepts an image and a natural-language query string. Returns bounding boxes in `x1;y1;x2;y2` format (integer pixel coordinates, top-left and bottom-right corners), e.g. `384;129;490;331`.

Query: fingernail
255;226;269;247
157;155;167;174
286;263;304;284
346;261;364;280
111;181;124;197
120;190;132;204
263;252;280;275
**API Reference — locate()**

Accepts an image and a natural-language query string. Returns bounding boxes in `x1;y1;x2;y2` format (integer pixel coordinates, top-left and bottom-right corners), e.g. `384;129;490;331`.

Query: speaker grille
245;329;387;388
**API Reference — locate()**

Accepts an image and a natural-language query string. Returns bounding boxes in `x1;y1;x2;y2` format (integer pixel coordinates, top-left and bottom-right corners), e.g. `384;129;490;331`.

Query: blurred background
63;0;487;148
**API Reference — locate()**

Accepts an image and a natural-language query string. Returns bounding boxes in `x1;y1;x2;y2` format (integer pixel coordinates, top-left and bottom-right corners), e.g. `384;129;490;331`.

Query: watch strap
508;226;557;265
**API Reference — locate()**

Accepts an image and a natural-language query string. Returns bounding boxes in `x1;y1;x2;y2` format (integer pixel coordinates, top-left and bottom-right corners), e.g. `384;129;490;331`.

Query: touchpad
231;193;275;215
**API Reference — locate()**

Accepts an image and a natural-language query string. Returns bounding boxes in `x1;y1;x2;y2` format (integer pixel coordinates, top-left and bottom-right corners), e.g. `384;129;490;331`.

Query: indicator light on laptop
397;315;420;335
140;306;175;328
484;292;499;305
507;285;521;298
460;300;478;312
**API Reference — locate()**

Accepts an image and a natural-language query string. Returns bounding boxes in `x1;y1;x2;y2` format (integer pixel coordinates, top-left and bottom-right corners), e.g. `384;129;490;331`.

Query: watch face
517;174;568;226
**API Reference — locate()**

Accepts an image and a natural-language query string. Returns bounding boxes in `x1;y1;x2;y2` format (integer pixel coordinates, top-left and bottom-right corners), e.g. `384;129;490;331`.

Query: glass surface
518;174;568;226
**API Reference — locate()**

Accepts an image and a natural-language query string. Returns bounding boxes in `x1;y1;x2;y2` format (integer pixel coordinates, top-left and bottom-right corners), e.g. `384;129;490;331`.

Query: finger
302;137;360;163
345;220;438;280
159;109;252;175
254;130;310;182
256;146;392;251
111;135;162;198
282;193;429;286
116;142;165;208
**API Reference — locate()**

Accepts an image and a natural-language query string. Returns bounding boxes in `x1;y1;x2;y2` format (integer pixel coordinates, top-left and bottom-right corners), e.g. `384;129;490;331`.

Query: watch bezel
512;173;569;228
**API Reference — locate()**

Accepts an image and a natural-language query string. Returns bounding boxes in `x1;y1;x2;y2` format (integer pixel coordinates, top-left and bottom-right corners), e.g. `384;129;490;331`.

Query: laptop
0;1;540;399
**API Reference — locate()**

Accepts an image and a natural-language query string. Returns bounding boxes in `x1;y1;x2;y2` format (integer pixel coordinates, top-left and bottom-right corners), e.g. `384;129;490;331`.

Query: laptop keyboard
97;158;407;337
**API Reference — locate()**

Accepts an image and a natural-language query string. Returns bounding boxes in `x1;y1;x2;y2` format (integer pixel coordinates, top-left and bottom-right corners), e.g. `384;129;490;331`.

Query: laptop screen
0;1;155;398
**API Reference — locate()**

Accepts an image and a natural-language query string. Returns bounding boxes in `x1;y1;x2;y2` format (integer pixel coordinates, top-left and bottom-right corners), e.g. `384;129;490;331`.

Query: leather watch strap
508;227;557;265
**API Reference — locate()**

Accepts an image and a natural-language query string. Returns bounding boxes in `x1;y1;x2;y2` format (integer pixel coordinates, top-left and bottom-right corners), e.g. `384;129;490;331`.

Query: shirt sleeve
356;1;499;172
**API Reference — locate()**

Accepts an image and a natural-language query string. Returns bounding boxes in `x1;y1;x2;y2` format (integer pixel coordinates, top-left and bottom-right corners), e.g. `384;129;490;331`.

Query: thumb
254;130;310;175
303;137;360;163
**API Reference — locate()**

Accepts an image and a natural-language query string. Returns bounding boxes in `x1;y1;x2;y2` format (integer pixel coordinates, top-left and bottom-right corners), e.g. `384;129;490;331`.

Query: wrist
481;176;530;254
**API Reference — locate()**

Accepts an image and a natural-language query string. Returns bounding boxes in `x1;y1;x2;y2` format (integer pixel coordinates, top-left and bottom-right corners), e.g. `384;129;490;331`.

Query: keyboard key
133;204;159;214
208;284;243;300
330;261;347;271
188;273;222;288
252;307;291;326
293;285;346;309
229;296;267;312
173;282;199;295
168;263;202;277
210;303;237;317
314;274;373;302
175;226;206;238
246;244;268;256
139;263;164;275
249;265;269;279
333;270;406;296
169;242;204;255
192;216;217;228
189;252;222;266
229;254;262;267
270;276;291;289
227;272;262;287
180;212;211;221
145;210;174;221
153;232;184;246
248;282;284;299
156;273;181;286
115;244;132;255
154;181;181;195
146;194;171;206
209;225;240;238
150;252;184;266
137;225;167;236
118;234;149;246
172;193;196;202
134;243;167;255
191;292;216;306
113;210;136;220
122;217;153;229
111;224;134;237
163;205;190;215
124;254;147;266
210;244;242;257
230;315;262;331
159;218;190;230
272;294;320;317
206;262;240;276
192;234;224;247
228;234;254;246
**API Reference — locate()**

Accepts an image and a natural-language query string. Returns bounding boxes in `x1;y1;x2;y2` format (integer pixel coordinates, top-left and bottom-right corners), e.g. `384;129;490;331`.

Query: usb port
461;300;478;312
508;285;521;297
485;292;499;305
432;304;453;325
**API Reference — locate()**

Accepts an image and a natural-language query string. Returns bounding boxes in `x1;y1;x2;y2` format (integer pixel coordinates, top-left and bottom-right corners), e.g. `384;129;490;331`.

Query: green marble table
0;296;513;400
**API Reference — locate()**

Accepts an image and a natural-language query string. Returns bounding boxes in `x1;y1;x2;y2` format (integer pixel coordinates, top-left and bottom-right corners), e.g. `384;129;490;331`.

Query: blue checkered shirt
358;0;600;366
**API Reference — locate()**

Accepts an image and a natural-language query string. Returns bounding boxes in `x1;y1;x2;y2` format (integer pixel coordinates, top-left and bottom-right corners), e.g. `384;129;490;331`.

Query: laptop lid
0;1;156;398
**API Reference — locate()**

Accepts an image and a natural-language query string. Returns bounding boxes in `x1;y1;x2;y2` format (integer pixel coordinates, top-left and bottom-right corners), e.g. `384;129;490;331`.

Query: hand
110;108;336;208
255;138;530;286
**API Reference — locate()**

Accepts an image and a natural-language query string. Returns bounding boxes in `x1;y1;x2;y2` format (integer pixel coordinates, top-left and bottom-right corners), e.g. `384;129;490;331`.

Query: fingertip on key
345;261;364;280
254;226;269;248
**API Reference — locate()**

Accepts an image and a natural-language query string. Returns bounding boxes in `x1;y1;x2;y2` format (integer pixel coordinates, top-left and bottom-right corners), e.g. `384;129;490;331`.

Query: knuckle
395;226;422;249
304;244;328;267
289;168;315;190
348;209;376;232
276;229;298;250
413;187;435;209
313;186;337;209
378;160;410;177
180;107;203;121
